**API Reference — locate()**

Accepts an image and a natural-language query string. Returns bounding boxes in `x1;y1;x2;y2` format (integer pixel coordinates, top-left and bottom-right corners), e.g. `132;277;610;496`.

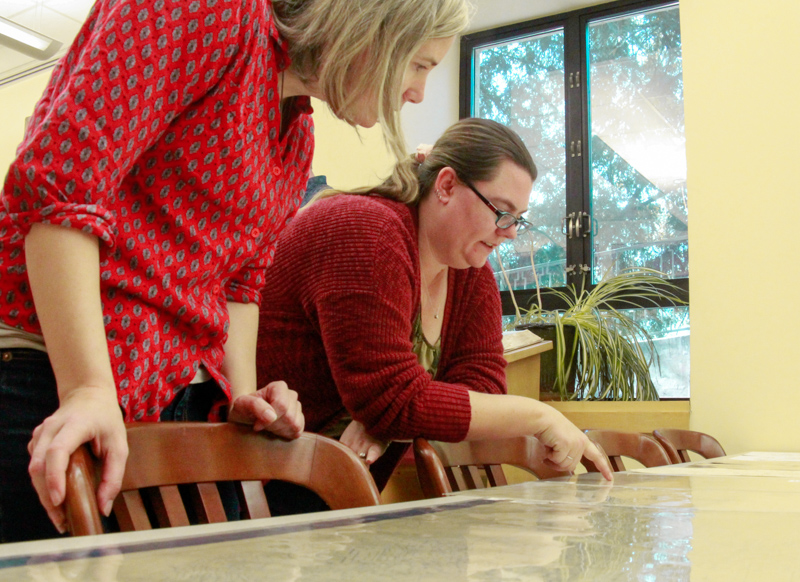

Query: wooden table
2;452;798;581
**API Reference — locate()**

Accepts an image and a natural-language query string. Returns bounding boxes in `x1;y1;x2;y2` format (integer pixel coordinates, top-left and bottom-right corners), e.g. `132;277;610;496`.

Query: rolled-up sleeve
2;0;244;246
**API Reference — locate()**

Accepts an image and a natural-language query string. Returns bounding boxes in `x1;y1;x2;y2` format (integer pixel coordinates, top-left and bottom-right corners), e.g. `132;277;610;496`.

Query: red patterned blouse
0;0;314;420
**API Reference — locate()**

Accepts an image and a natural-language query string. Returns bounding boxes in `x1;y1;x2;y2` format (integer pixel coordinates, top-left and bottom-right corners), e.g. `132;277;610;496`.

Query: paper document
502;329;543;352
631;452;800;478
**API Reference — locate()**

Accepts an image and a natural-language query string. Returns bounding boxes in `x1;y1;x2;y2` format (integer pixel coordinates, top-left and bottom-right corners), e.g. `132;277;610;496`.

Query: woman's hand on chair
340;420;388;465
229;380;304;439
27;384;128;533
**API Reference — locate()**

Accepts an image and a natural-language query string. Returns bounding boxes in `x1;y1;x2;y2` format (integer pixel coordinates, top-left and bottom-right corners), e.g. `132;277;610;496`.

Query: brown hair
345;117;537;205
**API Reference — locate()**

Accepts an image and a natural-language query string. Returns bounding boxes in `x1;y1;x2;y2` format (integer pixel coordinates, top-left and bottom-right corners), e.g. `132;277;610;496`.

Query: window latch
562;212;576;238
565;264;590;275
569;140;582;157
562;212;593;239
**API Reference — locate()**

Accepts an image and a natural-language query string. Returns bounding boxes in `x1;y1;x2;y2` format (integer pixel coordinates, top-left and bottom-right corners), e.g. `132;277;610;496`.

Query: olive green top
411;310;441;379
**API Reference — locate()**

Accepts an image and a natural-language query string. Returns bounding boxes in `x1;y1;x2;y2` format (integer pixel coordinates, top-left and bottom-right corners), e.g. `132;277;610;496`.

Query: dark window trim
461;0;687;316
459;0;678;122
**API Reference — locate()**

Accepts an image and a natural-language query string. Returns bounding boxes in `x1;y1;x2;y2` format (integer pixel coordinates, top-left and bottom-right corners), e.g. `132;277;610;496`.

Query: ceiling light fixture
0;16;62;61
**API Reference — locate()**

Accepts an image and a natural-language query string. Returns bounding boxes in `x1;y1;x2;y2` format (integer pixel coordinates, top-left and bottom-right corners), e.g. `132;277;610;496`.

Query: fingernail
263;410;277;424
55;521;67;535
103;500;113;516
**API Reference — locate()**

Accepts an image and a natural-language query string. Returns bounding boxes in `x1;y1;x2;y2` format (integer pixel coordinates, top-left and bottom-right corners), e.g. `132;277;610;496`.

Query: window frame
459;0;689;315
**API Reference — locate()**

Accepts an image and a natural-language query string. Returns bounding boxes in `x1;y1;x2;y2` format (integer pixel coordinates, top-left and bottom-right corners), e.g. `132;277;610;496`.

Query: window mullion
564;16;589;288
578;12;594;282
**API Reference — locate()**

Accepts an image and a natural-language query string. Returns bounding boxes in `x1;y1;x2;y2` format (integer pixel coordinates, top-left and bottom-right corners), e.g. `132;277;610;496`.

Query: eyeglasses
461;178;531;233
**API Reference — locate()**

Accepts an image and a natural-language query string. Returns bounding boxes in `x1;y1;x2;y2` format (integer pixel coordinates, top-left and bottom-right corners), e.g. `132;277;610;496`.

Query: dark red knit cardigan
256;195;507;443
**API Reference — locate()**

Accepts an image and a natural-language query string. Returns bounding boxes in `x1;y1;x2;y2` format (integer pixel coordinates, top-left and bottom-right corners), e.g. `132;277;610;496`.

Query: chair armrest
65;445;105;536
413;437;453;498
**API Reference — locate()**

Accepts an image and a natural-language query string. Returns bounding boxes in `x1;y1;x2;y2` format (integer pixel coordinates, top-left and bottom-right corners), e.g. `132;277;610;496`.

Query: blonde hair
273;0;471;196
313;118;537;205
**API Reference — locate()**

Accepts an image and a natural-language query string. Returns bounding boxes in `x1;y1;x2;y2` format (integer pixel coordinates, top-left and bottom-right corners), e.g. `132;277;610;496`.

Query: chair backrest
65;422;382;536
582;429;672;472
652;428;726;464
413;436;572;498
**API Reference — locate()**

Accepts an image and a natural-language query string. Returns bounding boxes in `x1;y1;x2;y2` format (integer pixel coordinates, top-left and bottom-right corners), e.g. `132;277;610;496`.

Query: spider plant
510;267;686;401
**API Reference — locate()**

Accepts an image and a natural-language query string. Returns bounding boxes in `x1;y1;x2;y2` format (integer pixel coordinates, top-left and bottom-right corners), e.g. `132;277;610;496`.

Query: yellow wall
309;98;394;191
681;0;800;452
0;70;52;178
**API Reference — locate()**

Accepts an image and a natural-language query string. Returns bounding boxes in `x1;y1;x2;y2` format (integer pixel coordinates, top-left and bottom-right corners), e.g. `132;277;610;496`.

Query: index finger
584;441;614;481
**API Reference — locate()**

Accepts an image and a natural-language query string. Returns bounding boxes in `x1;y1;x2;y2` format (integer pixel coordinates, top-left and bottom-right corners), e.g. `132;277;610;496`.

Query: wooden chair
65;422;382;536
652;428;726;464
413;436;574;498
582;429;672;472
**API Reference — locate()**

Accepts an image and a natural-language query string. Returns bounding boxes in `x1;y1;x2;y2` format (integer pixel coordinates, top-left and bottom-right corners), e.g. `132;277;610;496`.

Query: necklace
421;270;443;320
420;232;446;320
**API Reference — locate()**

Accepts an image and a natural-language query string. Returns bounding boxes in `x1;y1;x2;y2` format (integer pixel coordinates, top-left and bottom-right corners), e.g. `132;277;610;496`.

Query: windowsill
546;400;690;432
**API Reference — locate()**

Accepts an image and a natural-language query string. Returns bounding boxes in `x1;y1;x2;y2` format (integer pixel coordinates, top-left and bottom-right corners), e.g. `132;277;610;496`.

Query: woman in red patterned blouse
256;119;612;509
0;0;469;542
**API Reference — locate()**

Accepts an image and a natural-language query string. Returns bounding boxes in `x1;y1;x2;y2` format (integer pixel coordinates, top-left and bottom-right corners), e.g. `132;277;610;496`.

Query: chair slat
152;485;190;528
485;465;507;487
114;491;152;531
446;467;468;492
609;456;627;472
239;480;271;519
192;483;227;524
462;465;484;489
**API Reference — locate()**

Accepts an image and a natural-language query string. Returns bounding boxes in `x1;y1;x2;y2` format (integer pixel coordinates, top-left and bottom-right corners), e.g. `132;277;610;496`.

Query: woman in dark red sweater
256;119;612;496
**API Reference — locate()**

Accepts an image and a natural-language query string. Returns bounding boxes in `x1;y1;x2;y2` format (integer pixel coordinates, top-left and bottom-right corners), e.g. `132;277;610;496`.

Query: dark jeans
0;349;231;543
0;349;61;543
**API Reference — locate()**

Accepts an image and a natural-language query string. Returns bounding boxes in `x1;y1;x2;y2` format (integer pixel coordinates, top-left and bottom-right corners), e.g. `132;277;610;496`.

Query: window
462;0;689;398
